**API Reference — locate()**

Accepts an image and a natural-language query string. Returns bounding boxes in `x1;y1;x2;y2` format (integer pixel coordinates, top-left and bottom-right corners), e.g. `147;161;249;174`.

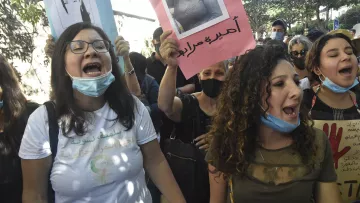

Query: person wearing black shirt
158;30;226;203
304;33;360;121
147;27;198;146
0;55;39;203
146;27;196;95
146;27;198;203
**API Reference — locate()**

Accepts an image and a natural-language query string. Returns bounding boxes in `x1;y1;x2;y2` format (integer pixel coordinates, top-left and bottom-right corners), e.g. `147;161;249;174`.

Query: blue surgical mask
261;113;300;133
69;70;115;97
321;77;359;93
0;100;3;109
270;32;284;41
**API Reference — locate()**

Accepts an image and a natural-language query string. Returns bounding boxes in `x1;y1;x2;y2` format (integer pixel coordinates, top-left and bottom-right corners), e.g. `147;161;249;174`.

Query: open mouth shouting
82;62;103;77
338;65;353;77
282;104;300;121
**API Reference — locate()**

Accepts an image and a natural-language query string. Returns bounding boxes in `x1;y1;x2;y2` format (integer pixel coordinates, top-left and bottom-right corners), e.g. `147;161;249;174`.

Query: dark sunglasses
290;50;307;57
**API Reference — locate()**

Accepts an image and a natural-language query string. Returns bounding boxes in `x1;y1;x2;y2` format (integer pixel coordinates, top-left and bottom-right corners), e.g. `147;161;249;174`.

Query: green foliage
338;5;360;29
243;0;271;33
0;0;45;62
270;0;309;30
0;0;49;98
244;0;359;34
141;38;153;58
291;24;305;35
10;0;43;27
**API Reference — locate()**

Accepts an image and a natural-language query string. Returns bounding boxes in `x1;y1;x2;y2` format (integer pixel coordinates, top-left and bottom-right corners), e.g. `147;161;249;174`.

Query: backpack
163;95;210;203
43;101;59;203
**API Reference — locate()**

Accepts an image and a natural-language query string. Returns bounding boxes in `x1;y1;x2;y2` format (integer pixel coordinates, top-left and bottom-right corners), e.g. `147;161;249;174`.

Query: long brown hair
0;55;27;138
208;45;316;178
0;55;28;178
51;23;135;136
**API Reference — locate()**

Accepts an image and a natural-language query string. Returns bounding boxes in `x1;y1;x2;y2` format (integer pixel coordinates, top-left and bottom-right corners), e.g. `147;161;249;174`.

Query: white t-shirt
299;77;310;90
19;98;157;203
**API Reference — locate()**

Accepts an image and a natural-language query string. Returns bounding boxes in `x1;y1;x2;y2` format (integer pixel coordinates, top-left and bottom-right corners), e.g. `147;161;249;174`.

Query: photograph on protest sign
44;0;124;69
44;0;102;39
149;0;256;79
313;120;360;203
162;0;229;39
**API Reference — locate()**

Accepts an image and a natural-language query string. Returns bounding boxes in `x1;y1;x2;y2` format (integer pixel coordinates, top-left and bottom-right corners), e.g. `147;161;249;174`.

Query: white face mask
270;32;284;41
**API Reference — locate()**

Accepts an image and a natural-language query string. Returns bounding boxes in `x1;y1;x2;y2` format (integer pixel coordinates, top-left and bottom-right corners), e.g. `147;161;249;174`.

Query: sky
111;0;158;20
110;0;160;54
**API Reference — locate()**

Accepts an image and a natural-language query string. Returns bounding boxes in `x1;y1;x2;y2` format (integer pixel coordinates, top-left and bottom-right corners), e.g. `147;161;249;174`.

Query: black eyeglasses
68;40;111;54
290;49;307;57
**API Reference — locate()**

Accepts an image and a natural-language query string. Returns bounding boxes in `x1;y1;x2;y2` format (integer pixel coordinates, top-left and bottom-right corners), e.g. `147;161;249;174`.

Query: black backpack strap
43;101;59;203
44;101;59;158
189;95;202;141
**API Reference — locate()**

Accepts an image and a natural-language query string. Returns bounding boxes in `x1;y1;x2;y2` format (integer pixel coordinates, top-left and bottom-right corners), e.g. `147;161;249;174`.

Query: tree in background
244;0;360;37
269;0;306;33
1;0;49;98
338;5;360;29
286;0;359;31
243;0;271;38
141;37;154;58
0;0;46;62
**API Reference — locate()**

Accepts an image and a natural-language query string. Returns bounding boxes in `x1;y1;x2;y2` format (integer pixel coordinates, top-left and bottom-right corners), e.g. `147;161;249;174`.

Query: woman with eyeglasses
19;23;185;203
304;33;360;203
288;35;312;90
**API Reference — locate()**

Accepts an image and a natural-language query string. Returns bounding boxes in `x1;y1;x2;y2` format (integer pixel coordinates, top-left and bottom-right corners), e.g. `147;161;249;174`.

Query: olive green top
206;128;337;203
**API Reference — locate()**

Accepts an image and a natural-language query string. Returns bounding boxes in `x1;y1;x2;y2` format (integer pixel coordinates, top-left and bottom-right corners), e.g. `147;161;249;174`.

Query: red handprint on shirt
323;123;351;169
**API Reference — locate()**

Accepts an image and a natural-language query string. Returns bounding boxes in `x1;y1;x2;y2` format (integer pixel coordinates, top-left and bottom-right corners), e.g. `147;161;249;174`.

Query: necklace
258;140;291;184
258;150;284;184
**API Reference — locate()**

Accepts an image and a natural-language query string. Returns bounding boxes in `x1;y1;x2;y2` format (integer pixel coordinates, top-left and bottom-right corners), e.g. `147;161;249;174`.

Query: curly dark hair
208;45;316;178
51;23;135;136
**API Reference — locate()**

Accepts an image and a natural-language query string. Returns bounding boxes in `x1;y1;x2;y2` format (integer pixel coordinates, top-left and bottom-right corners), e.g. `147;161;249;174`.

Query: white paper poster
43;0;124;69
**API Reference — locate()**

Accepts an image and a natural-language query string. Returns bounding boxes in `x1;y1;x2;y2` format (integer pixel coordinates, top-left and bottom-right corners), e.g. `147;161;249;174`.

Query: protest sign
314;120;360;203
149;0;256;79
43;0;123;68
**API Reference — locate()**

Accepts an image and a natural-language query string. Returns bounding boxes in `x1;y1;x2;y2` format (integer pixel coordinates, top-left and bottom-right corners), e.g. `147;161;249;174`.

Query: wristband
127;68;135;75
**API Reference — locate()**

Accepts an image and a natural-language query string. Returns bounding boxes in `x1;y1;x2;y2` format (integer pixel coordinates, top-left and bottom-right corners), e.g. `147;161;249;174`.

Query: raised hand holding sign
43;0;124;69
149;0;255;79
160;30;179;68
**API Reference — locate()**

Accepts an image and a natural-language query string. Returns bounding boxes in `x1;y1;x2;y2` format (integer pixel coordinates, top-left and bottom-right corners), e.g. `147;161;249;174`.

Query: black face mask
291;56;306;70
201;79;223;98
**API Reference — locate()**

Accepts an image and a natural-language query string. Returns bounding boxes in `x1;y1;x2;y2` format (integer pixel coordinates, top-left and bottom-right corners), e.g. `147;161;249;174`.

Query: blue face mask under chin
69;70;115;97
261;113;300;133
321;76;359;93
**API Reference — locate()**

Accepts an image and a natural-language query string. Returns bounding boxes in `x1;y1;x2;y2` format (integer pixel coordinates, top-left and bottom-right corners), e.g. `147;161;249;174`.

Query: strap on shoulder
44;101;59;158
189;94;201;141
43;101;58;203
